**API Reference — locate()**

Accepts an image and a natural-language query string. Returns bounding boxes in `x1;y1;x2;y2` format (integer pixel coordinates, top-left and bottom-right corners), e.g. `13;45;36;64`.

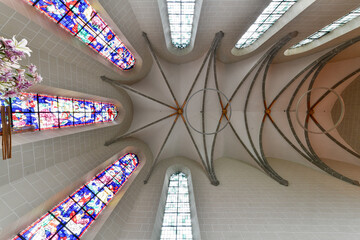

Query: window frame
152;166;201;240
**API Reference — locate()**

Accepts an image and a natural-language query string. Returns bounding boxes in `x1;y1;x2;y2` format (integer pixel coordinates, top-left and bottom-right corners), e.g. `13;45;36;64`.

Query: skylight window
24;0;135;70
290;7;360;49
235;0;297;49
167;0;196;48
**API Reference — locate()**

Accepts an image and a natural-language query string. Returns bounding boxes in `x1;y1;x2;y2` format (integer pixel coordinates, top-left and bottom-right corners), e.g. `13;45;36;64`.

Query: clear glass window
160;172;193;239
235;0;297;49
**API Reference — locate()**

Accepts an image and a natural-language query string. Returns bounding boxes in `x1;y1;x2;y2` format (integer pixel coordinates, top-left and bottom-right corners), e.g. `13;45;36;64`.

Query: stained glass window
12;153;139;239
167;0;196;48
1;93;117;133
161;172;193;240
23;0;135;70
290;6;360;49
235;0;297;49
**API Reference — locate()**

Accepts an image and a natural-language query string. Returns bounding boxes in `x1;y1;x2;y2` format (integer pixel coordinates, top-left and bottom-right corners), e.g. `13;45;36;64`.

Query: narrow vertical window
161;172;192;239
167;0;196;48
11;153;139;239
23;0;135;70
235;0;297;49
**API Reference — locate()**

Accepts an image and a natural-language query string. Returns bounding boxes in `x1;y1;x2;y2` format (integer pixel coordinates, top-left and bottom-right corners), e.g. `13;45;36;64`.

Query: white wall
98;157;360;240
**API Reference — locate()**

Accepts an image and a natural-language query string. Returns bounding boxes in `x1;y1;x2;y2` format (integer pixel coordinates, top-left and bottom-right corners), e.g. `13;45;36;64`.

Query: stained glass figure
24;0;135;70
13;153;139;240
160;172;193;240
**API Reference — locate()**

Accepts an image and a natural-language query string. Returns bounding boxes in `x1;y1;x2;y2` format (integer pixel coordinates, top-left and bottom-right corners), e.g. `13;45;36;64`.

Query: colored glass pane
19;213;63;239
70;186;94;207
95;113;103;123
85;112;95;124
58;97;73;112
35;0;68;22
39;112;59;130
64;209;93;237
12;113;39;130
73;112;86;125
50;198;82;225
96;170;113;184
38;94;58;112
82;196;106;219
105;165;122;177
85;177;105;194
84;101;94;112
26;0;135;70
11;93;37;112
59;112;74;127
94;102;102;112
106;178;122;194
51;226;78;239
73;99;85;112
13;153;138;240
96;186;113;204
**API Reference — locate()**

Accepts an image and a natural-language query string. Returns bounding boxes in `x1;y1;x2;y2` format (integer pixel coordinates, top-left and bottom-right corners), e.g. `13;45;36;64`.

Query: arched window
1;93;118;133
235;0;297;49
11;153;139;239
160;172;193;239
288;6;360;49
24;0;135;70
167;0;196;48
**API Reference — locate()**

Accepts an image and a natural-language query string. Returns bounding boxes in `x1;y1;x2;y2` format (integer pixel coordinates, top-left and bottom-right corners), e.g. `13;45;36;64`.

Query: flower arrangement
0;36;42;160
0;36;42;103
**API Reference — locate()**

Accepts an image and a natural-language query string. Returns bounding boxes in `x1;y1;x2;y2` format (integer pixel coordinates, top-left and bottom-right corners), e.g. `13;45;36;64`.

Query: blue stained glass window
50;198;82;224
51;226;78;240
70;186;94;207
83;196;106;219
1;93;118;133
96;186;114;204
65;209;94;237
13;153;139;239
85;177;105;194
24;0;136;70
19;212;63;239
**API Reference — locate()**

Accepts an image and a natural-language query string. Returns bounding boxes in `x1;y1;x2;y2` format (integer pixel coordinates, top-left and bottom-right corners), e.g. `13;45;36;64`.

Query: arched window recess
153;166;201;240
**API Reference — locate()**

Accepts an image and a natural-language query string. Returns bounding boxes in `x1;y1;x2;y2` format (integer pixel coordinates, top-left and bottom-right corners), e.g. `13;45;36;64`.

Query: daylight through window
160;172;193;239
1;93;118;133
235;0;297;49
290;6;360;48
12;153;139;239
167;0;196;48
24;0;135;70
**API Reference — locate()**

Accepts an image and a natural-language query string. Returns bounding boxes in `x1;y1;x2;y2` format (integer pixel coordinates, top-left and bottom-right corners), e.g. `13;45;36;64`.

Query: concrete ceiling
98;0;360;185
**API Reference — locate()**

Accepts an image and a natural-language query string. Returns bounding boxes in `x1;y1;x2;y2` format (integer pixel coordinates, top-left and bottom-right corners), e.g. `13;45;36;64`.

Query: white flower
12;36;32;57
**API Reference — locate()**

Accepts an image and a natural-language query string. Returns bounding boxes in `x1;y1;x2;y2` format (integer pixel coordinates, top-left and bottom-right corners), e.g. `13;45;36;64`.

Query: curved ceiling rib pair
102;29;360;187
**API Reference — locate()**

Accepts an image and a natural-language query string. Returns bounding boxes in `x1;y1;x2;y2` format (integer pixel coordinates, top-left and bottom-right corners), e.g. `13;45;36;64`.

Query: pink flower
28;64;37;74
34;73;42;83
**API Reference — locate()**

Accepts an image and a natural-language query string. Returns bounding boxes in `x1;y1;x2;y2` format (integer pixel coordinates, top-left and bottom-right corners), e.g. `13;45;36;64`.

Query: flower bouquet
0;36;42;159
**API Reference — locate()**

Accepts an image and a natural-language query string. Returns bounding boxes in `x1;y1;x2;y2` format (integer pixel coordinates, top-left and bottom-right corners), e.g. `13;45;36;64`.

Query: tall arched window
11;153;139;239
1;92;118;133
23;0;135;70
160;172;193;239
